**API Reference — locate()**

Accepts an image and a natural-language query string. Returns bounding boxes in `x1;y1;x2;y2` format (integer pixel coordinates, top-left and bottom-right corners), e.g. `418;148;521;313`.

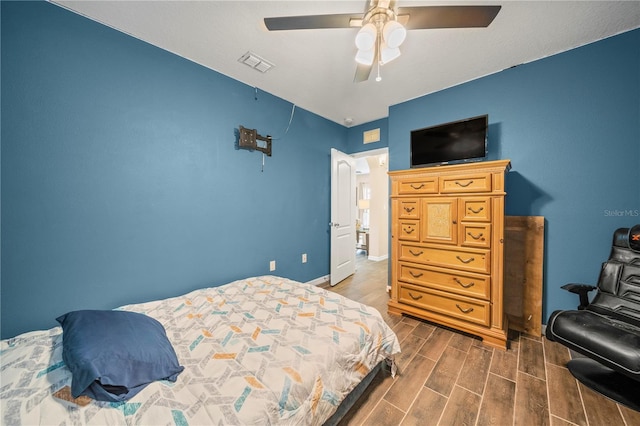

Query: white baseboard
367;254;388;262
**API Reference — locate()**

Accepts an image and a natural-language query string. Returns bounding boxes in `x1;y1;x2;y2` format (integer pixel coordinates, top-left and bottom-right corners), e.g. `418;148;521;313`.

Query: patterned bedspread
1;276;400;425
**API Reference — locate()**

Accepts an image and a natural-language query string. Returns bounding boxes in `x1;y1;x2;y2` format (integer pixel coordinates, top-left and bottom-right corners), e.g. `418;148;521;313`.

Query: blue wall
1;1;348;338
388;28;640;322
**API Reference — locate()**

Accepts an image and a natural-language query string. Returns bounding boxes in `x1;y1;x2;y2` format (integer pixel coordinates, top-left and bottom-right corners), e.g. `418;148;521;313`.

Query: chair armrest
561;283;597;310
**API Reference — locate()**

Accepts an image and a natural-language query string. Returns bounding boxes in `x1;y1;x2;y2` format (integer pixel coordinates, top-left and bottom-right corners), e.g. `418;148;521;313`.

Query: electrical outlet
269;260;276;271
302;253;307;263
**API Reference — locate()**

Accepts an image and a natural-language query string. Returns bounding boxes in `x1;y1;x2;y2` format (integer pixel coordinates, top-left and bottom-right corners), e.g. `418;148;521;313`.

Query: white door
330;148;356;286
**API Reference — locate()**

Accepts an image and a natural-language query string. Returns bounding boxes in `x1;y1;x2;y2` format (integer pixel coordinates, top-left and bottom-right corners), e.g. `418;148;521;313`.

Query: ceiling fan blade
354;62;373;83
397;5;501;30
264;13;363;31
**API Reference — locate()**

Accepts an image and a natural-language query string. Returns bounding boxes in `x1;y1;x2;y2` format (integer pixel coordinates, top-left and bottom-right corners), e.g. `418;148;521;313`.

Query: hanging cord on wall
259;103;294;172
271;103;296;140
249;87;296;172
252;86;296;140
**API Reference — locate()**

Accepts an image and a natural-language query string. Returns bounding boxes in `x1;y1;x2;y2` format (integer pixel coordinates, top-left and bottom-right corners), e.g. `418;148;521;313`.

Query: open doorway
353;148;389;263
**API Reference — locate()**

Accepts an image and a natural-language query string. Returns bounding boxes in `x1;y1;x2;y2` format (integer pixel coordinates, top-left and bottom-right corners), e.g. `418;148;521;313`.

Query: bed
1;275;400;425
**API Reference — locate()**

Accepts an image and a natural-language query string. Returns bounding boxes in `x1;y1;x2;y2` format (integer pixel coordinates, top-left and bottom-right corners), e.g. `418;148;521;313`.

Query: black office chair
546;225;640;411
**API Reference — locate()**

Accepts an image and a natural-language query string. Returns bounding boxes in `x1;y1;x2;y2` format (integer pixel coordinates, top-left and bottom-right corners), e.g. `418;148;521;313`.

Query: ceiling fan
264;1;501;83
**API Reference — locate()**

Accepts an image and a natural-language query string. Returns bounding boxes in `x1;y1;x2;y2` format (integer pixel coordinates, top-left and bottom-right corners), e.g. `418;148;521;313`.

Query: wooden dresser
388;160;511;350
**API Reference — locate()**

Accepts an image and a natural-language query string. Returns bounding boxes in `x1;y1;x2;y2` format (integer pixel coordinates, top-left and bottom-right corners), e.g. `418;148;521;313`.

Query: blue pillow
56;310;184;402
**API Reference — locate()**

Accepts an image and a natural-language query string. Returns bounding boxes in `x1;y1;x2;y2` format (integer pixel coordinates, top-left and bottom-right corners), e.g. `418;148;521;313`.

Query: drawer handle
454;278;475;288
404;206;415;213
469;206;484;214
403;227;415;234
409;271;424;278
467;232;484;241
456;255;475;264
410;183;425;190
456;304;474;314
409;249;424;257
409;292;423;301
455;180;474;187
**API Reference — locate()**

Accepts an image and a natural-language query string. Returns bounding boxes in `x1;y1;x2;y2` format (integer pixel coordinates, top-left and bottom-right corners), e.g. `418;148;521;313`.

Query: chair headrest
630;225;640;252
613;228;629;248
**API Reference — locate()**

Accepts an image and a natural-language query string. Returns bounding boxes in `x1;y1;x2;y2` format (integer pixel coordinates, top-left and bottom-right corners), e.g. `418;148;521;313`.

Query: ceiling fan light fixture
355;23;377;50
382;20;406;49
355;48;375;66
380;43;401;65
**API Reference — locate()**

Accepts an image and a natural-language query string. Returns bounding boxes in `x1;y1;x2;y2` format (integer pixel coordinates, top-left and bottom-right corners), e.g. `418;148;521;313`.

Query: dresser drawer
460;197;491;221
398;199;420;219
399;263;490;300
461;223;491;248
399;244;490;274
440;173;492;193
397;178;438;195
399;220;420;241
399;284;490;326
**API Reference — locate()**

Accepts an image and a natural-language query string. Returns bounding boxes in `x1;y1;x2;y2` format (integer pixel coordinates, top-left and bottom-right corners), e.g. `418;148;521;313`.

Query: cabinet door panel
422;198;457;244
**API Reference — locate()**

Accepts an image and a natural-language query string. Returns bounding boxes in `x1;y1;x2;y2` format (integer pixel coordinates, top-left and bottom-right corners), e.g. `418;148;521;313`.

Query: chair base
567;358;640;412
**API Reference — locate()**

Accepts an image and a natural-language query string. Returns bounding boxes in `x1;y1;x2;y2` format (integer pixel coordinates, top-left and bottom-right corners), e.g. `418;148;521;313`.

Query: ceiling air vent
238;51;274;73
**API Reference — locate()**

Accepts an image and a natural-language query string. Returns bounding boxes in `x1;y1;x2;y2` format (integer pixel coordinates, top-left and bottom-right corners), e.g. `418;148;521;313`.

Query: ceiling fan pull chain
376;31;382;82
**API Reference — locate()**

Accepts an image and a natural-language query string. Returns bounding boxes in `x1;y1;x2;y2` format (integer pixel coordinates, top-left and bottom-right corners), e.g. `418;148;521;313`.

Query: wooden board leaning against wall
504;216;544;337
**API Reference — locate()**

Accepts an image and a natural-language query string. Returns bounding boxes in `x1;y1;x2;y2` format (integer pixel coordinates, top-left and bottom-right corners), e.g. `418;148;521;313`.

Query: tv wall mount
239;125;272;157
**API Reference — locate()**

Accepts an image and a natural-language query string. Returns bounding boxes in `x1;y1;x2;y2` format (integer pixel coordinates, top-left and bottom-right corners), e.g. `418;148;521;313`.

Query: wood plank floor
321;253;640;426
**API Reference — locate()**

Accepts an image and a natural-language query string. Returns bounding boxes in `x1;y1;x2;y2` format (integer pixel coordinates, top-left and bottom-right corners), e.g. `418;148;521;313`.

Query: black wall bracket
238;125;272;156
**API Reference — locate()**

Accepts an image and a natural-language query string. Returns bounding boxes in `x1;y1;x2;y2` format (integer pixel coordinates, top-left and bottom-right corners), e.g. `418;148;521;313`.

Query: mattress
1;275;400;425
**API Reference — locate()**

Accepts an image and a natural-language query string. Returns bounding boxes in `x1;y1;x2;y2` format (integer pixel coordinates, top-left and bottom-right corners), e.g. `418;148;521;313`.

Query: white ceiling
52;1;640;127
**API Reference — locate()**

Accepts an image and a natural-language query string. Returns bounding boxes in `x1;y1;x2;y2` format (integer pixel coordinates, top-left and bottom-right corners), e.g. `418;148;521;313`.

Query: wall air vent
363;128;380;144
238;51;274;73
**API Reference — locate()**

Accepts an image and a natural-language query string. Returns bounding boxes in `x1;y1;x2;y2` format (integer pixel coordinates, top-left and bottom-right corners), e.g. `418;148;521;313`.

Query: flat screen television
410;114;488;168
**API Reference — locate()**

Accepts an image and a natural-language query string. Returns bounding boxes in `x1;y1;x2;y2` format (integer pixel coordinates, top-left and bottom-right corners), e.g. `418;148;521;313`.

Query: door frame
329;147;389;285
351;147;389;261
